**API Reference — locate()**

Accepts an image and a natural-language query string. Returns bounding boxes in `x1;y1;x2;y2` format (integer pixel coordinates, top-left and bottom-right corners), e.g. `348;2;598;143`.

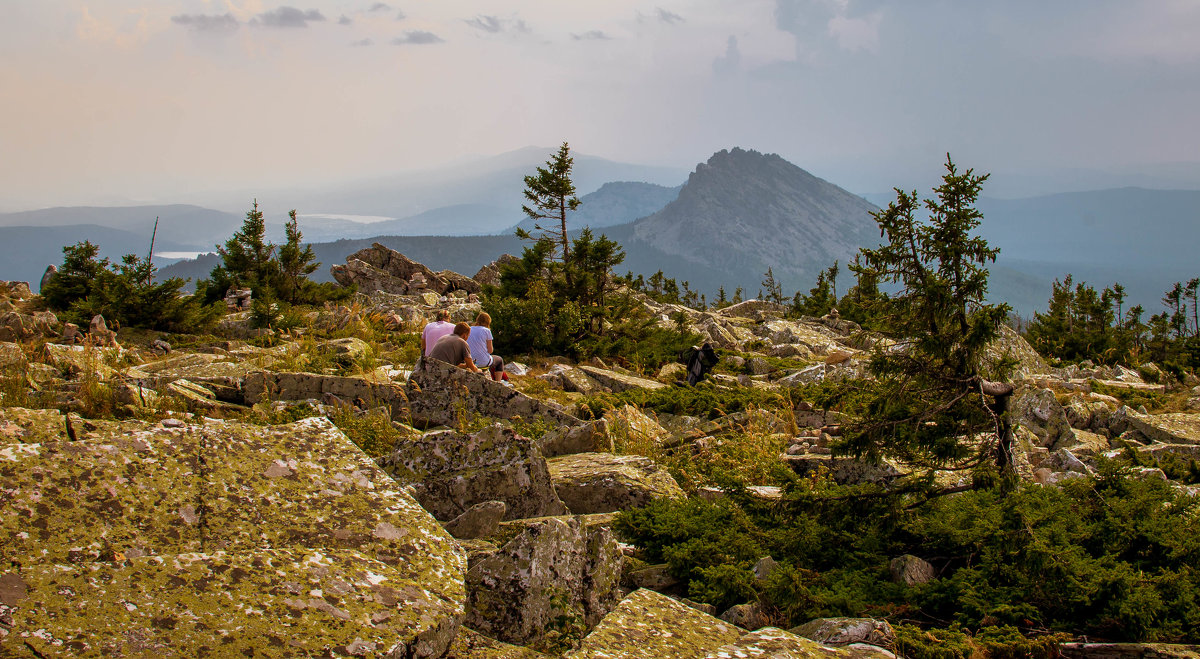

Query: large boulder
244;370;411;420
0;417;466;657
331;243;480;295
473;254;520;289
790;618;896;647
0;310;60;342
566;588;743;659
377;424;569;521
982;324;1050;379
466;515;623;647
548;452;686;514
0;341;24;369
603;404;671;449
408;357;579;428
0;407;68;443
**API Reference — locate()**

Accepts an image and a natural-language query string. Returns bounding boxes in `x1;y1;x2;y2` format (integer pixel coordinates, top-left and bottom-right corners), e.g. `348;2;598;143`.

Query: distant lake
298;213;394;224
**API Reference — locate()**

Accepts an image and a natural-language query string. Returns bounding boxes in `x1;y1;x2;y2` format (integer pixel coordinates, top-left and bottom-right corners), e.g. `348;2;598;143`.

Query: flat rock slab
378;424;569;522
1;417;465;657
566;588;742;659
245;371;412;420
408;357;579;428
5;548;458;658
1122;412;1200;445
577;365;667;393
547;452;685;515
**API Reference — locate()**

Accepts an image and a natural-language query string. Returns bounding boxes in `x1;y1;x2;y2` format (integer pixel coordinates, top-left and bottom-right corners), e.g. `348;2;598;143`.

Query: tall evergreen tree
840;155;1016;475
517;143;581;279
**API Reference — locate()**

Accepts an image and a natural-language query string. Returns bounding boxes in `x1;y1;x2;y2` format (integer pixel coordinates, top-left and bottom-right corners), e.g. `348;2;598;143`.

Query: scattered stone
790;618;896;647
378;424;569;521
548;452;686;515
754;556;780;582
318;336;371;364
890;554;936;585
719;601;770;630
603;404;671;448
0;341;24;368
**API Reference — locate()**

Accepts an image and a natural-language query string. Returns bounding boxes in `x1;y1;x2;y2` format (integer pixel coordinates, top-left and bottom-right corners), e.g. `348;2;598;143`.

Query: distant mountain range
3;147;1198;317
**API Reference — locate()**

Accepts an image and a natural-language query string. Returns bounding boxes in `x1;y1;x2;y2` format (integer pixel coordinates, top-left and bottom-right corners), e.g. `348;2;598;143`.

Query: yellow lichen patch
3;549;459;658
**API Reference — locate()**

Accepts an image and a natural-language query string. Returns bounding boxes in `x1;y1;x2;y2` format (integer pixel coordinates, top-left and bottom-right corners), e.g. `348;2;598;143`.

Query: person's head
436;309;451;322
453;322;471;338
474;312;491;328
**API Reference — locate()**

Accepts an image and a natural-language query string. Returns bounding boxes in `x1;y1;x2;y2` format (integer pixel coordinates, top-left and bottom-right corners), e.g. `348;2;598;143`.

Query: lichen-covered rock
245;370;411;420
0;416;466;657
0;341;25;369
790;618;895;647
408;357;579;428
982;324;1049;379
577;365;667;393
536;419;612;458
446;627;551;658
1113;410;1200;445
332;243;479;296
889;555;935;585
319;336;372;364
0;310;60;342
5;549;458;658
0;407;68;443
1011;388;1076;448
566;588;742;659
547;452;685;514
378;424;569;521
719;602;770;630
38;343;120;378
707;626;871;659
555;365;603;395
1060;643;1200;659
473;255;520;289
466;516;623;647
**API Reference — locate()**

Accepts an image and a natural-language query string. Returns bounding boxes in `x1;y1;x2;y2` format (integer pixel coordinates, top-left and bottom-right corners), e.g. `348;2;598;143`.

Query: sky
2;0;1199;211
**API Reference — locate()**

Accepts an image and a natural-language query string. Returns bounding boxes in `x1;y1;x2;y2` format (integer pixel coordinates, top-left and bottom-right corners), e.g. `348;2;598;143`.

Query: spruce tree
517;143;581;279
840;155;1016;475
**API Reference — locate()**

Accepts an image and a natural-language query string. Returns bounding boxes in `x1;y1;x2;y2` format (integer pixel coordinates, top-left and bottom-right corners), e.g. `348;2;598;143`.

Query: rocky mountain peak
632;147;879;289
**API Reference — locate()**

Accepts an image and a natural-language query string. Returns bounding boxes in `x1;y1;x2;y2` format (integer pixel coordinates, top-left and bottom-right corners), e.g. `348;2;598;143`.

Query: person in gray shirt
428;322;481;373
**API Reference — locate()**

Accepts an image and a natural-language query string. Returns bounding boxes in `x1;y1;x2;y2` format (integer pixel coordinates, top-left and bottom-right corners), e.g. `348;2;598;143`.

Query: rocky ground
2;247;1200;657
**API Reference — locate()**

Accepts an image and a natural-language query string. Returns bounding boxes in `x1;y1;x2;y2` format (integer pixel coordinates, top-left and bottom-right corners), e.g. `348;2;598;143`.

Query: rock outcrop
408;357;578;428
331;243;482;296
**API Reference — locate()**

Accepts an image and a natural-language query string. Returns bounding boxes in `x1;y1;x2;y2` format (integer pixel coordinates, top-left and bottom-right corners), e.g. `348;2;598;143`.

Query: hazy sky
2;1;1198;210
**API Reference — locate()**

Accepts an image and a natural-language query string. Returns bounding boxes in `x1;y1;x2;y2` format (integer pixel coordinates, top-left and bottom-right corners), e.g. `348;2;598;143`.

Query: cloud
171;13;239;33
827;11;881;52
251;7;326;28
350;38;373;47
338;15;353;26
571;30;611;41
465;15;530;35
713;35;742;76
657;8;685;25
393;31;444;45
369;3;391;11
465;15;502;33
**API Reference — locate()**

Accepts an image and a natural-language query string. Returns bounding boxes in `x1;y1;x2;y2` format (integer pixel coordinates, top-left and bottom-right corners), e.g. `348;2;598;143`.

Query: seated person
467;312;507;381
428;322;481;373
420;309;456;357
